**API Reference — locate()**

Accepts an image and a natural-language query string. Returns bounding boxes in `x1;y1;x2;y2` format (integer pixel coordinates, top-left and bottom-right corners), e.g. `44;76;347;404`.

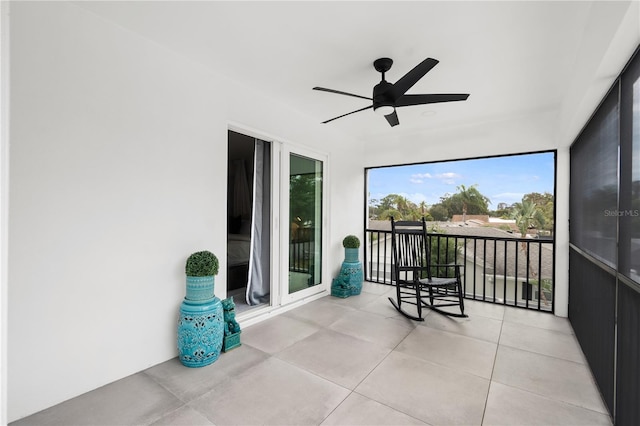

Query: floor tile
240;314;320;354
396;325;497;379
483;381;612;425
356;351;490;425
11;373;183;426
359;293;427;321
462;298;506;320
360;282;395;295
150;406;214;425
492;346;608;414
283;297;356;327
321;392;427;425
421;310;503;343
189;357;350;425
144;345;269;402
325;291;380;309
503;308;574;334
499;321;586;363
329;309;414;349
277;329;391;389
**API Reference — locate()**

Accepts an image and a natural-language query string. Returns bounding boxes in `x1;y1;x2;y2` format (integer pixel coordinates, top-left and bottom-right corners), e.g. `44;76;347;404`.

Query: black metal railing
290;227;315;273
365;229;555;312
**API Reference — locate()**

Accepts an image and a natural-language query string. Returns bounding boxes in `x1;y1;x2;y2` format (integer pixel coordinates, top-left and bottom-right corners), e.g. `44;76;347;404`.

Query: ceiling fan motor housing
373;80;394;112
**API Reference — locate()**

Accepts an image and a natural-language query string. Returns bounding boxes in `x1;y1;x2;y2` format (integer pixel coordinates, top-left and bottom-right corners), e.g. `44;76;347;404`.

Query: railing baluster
463;237;468;297
482;239;487;301
473;239;478;301
514;240;518;307
537;241;543;311
378;232;387;282
493;239;497;303
503;240;508;306
525;240;530;309
375;231;380;282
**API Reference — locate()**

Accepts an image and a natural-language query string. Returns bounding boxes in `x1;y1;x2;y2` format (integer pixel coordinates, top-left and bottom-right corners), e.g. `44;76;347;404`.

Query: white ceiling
75;1;639;146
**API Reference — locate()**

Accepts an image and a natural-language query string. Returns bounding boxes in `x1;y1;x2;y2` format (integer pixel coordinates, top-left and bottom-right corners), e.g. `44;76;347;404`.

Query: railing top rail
365;228;554;243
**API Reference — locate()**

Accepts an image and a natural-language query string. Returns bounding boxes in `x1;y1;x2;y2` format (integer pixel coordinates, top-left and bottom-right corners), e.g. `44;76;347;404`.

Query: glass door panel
288;154;323;296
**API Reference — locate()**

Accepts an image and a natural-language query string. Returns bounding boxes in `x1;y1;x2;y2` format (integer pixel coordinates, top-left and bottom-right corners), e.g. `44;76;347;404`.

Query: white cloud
409;172;460;185
415;173;433;179
437;172;460;179
435;172;461;185
409;172;433;184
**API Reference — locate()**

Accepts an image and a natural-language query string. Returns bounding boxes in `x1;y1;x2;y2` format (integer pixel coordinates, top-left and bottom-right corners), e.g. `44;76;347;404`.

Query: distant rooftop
368;219;519;236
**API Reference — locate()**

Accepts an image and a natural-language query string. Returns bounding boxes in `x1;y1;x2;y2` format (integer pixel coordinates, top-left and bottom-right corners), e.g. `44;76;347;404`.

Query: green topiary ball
342;235;360;249
185;250;219;277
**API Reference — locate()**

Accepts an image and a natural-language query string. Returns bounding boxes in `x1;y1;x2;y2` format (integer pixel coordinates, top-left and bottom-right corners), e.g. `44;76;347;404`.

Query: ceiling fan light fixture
374;105;395;116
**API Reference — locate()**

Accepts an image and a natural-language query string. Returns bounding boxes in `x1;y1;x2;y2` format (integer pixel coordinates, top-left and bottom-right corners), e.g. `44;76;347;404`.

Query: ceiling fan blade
313;87;372;101
384;110;399;127
395;93;470;107
390;58;439;100
322;105;373;124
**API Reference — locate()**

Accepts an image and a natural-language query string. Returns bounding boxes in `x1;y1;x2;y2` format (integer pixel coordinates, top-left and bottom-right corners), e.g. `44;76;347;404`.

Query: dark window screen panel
569;248;616;414
570;87;619;268
616;282;640;425
620;51;640;283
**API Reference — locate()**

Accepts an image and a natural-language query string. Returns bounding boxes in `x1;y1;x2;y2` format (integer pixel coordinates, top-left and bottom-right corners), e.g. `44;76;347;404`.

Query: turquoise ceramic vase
340;248;363;295
177;276;224;367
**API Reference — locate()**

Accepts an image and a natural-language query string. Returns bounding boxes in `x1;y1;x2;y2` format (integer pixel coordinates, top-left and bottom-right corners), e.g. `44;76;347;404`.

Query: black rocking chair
389;217;467;321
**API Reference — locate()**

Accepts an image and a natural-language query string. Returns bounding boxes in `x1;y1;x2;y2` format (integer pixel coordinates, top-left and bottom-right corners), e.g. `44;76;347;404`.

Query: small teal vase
185;276;215;301
340;248;363;295
177;276;224;367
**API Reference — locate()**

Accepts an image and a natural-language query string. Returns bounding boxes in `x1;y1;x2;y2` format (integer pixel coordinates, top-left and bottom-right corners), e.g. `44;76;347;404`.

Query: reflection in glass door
288;154;323;295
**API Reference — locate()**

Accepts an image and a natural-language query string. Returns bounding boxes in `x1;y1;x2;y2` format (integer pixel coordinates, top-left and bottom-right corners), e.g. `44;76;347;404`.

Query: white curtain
246;140;271;305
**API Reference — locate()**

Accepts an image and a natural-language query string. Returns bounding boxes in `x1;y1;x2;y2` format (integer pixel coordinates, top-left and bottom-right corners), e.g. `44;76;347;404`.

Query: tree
372;194;421;220
419;201;427;216
512;198;549;305
523;192;554;231
490;205;513;219
439;184;491;216
512;199;546;236
429;204;449;221
378;208;401;221
427;225;461;278
290;173;320;225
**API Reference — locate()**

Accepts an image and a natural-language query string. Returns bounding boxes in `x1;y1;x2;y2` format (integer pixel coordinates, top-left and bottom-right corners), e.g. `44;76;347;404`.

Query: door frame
227;123;329;316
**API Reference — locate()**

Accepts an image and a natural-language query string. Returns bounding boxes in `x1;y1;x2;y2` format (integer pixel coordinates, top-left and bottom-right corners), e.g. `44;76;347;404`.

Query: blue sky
367;152;555;208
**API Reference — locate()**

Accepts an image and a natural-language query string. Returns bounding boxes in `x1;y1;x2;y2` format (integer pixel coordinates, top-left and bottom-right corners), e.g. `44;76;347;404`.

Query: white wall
7;2;361;421
1;1;10;423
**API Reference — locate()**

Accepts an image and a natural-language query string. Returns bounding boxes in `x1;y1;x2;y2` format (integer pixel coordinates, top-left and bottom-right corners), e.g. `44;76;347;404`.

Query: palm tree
512;199;545;239
441;184;491;216
512;199;548;304
419;201;427;215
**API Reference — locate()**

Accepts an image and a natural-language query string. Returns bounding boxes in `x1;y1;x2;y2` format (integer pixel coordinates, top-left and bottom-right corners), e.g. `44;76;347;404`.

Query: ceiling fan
313;57;469;127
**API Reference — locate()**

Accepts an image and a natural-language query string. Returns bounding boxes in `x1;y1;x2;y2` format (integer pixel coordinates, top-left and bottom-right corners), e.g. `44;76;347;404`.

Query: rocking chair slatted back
391;220;432;281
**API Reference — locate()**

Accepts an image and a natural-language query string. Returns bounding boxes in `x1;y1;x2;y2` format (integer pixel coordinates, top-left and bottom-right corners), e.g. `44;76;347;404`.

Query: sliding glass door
282;148;326;303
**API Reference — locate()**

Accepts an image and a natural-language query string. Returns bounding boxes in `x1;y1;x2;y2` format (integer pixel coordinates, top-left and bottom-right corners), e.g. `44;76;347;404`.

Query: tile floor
12;283;612;426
